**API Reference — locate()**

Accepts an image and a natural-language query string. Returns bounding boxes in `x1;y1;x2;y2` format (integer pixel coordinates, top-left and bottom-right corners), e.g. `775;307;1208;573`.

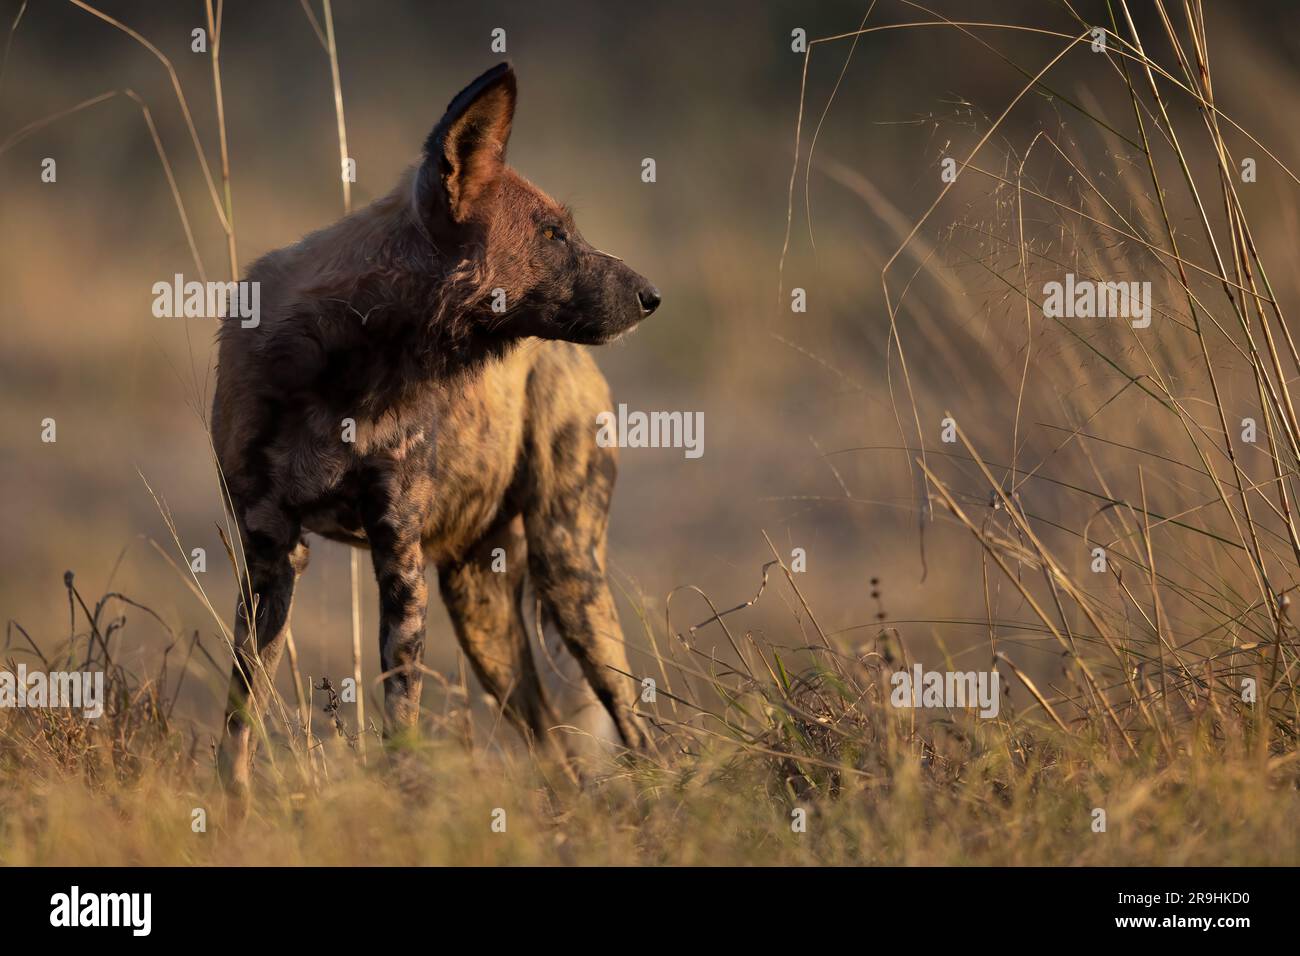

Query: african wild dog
213;62;660;791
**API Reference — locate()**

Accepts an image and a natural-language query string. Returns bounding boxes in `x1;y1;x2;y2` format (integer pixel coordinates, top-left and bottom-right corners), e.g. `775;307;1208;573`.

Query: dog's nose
637;286;661;316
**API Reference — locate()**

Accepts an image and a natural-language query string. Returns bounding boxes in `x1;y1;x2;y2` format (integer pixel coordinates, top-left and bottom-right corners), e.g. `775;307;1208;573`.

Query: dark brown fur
213;63;659;791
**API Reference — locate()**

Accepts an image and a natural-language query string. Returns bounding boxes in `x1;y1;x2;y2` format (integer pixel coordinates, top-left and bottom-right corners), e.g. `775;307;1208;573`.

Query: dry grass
1;560;1297;865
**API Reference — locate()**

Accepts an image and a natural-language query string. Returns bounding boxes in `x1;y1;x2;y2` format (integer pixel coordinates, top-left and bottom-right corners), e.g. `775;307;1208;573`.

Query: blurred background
3;0;1299;738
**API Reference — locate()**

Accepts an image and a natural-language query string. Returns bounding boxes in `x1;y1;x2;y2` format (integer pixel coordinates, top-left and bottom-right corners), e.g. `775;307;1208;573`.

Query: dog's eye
542;225;566;242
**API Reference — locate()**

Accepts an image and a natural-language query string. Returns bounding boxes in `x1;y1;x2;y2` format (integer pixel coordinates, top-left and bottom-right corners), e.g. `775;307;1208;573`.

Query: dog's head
413;63;660;344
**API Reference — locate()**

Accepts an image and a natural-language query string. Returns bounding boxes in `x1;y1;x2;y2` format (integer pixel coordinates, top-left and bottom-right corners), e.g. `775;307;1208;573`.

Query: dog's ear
416;62;516;229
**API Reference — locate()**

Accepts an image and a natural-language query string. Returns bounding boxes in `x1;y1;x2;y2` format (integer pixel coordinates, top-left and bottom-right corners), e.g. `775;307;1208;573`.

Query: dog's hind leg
439;514;559;752
524;441;649;753
528;586;621;757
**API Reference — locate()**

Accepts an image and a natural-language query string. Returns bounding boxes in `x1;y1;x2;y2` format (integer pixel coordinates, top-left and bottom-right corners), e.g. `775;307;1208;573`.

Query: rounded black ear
416;62;516;226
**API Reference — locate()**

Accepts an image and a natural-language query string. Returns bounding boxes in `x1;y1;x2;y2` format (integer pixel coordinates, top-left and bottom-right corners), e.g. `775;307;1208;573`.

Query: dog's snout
637;286;662;316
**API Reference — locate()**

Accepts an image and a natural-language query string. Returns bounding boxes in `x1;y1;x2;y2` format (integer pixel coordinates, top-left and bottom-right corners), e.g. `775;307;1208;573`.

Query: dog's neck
297;186;518;406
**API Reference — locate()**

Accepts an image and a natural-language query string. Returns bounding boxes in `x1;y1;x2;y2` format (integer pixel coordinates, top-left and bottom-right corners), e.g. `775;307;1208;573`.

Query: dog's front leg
218;530;309;793
359;467;430;741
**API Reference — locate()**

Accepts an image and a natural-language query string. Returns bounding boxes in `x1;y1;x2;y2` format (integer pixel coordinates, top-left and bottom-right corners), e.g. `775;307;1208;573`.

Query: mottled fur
213;63;659;791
